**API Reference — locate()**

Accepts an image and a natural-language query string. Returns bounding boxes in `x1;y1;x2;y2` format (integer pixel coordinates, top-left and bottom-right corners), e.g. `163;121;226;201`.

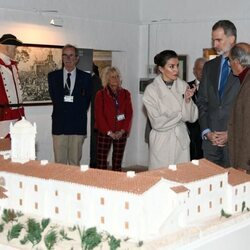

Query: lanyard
108;86;120;113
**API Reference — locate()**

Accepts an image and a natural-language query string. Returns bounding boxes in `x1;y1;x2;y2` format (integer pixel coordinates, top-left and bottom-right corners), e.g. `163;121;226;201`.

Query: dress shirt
63;68;76;95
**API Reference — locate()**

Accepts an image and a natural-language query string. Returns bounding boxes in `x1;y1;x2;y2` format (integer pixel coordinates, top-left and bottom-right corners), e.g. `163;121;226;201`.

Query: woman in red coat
94;66;133;171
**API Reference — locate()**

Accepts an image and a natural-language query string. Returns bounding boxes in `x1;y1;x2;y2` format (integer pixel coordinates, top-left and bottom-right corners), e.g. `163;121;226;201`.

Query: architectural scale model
0;118;250;243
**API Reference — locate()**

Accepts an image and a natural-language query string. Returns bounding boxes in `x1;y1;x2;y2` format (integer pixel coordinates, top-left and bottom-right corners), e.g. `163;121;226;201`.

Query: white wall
137;0;250;166
1;0;250;167
0;0;140;165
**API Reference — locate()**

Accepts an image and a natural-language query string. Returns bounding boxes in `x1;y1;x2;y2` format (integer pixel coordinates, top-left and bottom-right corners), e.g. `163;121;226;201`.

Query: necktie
65;73;71;95
219;58;229;98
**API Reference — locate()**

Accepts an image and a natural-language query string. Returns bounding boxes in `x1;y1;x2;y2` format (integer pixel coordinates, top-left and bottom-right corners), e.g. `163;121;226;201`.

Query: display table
1;216;250;250
174;215;250;250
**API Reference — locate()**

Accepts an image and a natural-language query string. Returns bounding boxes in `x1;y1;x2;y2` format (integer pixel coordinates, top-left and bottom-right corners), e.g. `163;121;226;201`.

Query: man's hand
213;131;228;147
206;131;228;146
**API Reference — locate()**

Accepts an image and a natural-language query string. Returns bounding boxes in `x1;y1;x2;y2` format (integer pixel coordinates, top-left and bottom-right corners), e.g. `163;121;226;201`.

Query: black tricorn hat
0;34;23;46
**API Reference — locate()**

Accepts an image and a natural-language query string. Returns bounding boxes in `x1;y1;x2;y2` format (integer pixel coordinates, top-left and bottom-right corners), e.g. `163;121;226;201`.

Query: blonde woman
94;66;133;171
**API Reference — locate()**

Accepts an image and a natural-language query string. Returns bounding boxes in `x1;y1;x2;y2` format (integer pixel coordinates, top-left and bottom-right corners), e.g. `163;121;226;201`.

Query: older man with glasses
228;43;250;173
48;44;91;166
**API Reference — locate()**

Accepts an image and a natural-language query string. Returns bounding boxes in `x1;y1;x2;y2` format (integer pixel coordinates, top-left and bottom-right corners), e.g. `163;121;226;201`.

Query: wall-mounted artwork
16;44;63;105
178;55;187;81
15;45;112;105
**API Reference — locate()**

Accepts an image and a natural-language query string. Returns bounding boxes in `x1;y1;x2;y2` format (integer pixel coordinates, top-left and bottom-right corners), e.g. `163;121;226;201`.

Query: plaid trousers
97;132;127;171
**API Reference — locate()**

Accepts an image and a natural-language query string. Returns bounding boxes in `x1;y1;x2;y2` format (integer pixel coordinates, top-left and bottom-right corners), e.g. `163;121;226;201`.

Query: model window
235;189;238;195
125;201;129;209
198;187;201;195
197;205;201;213
220;181;223;188
35;202;38;209
100;197;105;205
19;199;22;206
34;184;38;192
220;197;223;204
0;177;6;186
243;186;246;193
77;193;81;200
55;190;58;196
19;181;23;189
209;184;212;191
101;216;105;224
55;207;59;214
209;201;212;208
235;204;238;212
77;211;81;219
125;221;129;229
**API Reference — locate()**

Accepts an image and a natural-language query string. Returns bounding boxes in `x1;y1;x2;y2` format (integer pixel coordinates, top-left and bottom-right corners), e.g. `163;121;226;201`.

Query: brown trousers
52;135;85;166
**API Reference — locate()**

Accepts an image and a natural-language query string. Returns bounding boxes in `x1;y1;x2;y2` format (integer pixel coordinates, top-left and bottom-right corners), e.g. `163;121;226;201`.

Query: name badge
64;95;74;103
117;114;125;121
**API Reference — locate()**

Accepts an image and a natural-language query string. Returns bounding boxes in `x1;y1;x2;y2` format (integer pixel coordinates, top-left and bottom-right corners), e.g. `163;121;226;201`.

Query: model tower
10;117;36;163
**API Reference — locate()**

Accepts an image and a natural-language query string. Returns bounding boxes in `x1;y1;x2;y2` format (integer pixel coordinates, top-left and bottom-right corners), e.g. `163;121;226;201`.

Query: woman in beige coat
143;50;198;169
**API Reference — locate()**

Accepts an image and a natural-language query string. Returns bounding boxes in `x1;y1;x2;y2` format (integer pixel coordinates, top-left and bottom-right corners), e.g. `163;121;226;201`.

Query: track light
50;18;63;27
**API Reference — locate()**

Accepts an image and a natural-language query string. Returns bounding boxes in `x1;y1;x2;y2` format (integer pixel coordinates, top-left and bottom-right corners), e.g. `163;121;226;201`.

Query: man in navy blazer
48;44;91;166
197;20;240;167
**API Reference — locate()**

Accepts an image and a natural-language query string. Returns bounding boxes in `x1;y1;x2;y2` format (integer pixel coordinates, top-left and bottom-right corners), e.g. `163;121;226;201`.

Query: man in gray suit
197;20;240;167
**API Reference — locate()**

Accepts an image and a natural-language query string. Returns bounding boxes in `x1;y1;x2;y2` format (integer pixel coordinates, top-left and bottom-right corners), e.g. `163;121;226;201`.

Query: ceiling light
50;18;63;27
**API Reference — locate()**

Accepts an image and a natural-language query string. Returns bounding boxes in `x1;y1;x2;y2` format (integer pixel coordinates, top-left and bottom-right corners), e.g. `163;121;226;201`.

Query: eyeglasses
62;54;76;58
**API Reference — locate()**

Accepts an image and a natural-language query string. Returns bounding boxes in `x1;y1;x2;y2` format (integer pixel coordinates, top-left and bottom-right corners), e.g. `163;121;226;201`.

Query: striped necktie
64;72;71;95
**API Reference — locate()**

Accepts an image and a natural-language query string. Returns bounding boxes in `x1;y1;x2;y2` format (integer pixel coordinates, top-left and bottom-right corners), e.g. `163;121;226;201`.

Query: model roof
139;159;228;183
0;156;161;194
227;167;250;186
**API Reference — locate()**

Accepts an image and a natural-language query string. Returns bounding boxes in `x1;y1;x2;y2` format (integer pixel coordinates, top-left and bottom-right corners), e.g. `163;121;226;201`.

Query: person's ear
229;35;236;45
158;66;164;74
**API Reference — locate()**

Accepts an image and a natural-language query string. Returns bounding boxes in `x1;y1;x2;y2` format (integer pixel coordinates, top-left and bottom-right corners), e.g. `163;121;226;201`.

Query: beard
215;43;232;56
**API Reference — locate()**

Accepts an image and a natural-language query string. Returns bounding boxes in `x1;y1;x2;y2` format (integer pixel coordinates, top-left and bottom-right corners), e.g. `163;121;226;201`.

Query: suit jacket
197;55;240;133
90;74;103;130
186;80;203;159
228;69;250;170
48;68;91;135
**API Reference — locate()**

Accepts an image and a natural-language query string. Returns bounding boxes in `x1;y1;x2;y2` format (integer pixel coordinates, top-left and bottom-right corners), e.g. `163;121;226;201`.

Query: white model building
10;117;36;163
0;156;250;241
0;119;250;241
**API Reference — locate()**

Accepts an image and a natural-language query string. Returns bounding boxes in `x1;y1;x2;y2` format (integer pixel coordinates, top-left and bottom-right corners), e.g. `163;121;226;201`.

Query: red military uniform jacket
0;52;24;138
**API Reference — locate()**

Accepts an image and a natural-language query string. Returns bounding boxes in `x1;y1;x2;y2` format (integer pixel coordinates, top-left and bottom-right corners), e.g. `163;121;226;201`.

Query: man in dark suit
48;44;91;166
89;63;102;168
197;20;240;167
186;57;206;160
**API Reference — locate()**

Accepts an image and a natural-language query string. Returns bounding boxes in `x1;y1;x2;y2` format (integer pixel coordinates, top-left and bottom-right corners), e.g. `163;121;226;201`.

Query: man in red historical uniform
0;34;24;138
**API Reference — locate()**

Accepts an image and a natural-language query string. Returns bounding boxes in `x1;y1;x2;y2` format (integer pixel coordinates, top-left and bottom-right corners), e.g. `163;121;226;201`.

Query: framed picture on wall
179;55;187;81
15;44;63;105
